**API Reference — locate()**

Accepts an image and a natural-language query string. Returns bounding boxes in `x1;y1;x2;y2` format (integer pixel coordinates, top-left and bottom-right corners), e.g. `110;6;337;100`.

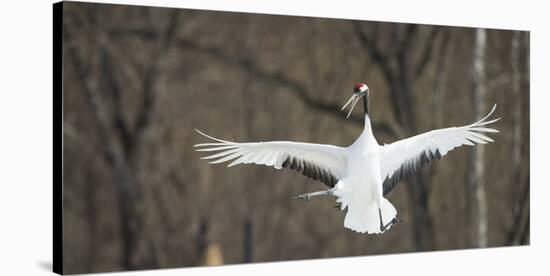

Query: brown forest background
61;2;530;274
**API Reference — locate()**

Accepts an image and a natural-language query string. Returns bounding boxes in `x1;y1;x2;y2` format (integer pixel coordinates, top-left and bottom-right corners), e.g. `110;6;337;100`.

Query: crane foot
378;209;398;232
292;190;332;203
293;194;311;202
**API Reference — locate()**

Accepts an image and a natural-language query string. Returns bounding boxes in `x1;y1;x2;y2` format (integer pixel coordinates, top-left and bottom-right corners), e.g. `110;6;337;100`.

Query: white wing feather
194;130;347;185
379;104;500;194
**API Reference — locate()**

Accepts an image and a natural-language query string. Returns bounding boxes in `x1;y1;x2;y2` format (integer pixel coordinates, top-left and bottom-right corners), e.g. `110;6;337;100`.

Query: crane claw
293;194;311;202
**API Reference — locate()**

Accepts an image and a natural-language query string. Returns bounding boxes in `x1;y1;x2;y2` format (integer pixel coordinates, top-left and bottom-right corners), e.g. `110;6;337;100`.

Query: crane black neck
363;94;369;116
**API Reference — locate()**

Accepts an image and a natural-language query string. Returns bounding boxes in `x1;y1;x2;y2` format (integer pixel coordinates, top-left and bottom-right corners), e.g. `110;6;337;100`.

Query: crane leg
378;208;398;232
293;188;335;203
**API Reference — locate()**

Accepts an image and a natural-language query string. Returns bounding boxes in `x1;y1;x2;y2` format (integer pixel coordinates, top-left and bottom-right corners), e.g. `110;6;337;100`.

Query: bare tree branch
101;48;133;155
431;30;451;129
62;8;183;270
352;21;395;80
107;23;402;138
352;21;387;62
176;38;399;139
133;11;180;150
415;27;441;78
66;39;144;269
392;24;418;55
109;23;400;138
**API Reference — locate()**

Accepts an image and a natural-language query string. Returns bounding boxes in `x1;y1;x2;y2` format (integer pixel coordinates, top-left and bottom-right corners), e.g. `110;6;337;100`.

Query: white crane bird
194;83;499;234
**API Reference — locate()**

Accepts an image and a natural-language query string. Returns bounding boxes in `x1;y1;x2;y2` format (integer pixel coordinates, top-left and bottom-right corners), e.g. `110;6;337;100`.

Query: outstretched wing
379;104;500;195
194;130;347;187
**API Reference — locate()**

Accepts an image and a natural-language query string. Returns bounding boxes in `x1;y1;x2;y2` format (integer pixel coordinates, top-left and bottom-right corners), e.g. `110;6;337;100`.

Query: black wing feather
382;149;442;195
282;156;339;187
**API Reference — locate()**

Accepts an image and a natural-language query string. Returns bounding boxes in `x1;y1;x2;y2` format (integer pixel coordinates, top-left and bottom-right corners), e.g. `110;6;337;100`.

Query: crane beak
341;93;361;119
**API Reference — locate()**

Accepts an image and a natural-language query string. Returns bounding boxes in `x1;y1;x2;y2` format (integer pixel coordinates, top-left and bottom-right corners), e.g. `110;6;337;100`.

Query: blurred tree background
61;2;530;274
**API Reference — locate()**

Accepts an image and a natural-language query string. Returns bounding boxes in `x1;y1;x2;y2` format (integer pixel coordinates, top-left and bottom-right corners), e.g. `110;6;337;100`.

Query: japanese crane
194;83;499;234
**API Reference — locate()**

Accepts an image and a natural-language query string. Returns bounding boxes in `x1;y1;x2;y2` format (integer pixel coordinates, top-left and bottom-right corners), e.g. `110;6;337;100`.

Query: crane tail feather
343;198;397;234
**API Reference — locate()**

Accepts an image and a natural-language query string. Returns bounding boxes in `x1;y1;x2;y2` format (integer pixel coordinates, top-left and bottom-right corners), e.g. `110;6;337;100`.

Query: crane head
353;83;369;94
342;82;369;118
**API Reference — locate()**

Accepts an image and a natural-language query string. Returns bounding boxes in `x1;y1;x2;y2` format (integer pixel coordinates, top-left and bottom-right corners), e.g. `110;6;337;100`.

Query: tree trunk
391;79;435;251
243;220;253;263
351;24;441;251
511;31;522;177
506;31;530;246
66;41;157;271
406;172;435;250
468;28;488;248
